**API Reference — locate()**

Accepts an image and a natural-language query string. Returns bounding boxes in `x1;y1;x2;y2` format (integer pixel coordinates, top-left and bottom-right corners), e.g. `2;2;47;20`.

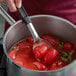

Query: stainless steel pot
0;6;76;76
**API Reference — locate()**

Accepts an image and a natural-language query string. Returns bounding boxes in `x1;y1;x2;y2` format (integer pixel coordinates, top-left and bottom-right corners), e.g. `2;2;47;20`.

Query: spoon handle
17;6;31;24
17;6;40;41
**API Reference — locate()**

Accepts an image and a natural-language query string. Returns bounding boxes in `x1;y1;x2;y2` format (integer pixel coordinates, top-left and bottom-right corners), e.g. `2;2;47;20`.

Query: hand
0;0;22;12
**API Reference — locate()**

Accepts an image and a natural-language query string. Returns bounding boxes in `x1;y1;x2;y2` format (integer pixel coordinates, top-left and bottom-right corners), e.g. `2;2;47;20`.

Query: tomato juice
8;35;76;71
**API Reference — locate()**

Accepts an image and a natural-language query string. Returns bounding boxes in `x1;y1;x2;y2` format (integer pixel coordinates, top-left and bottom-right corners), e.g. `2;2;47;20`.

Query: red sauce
8;35;76;71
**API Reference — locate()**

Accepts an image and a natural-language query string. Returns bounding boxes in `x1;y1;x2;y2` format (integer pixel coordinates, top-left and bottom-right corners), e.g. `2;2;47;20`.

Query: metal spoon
17;6;52;50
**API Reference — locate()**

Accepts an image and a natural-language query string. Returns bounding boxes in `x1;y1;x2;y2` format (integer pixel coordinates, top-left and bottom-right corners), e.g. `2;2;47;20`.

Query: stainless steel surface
0;6;16;25
27;23;40;41
0;4;8;44
0;14;5;38
0;5;5;39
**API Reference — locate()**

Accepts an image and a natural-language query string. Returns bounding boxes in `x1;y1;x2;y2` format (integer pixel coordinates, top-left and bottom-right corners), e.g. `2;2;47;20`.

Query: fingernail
18;0;22;8
18;4;21;8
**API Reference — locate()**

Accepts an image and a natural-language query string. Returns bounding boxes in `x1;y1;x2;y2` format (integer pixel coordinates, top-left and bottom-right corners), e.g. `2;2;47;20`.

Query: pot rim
3;14;76;72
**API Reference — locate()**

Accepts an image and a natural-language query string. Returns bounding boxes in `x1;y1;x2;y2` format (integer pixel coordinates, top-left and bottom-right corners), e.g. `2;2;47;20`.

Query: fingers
15;0;22;8
5;0;16;12
4;0;22;12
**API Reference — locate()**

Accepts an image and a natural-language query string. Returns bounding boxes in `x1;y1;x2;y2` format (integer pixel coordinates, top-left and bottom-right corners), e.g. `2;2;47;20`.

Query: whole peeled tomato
26;37;34;44
48;58;69;70
8;49;17;60
33;61;46;70
41;35;60;49
44;48;59;64
33;44;49;59
63;43;72;50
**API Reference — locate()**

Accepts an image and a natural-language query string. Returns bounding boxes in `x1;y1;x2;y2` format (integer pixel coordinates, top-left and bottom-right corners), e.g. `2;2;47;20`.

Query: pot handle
0;5;16;26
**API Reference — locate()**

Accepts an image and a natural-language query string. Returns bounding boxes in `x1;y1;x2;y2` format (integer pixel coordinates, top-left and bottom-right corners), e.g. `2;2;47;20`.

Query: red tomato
13;54;27;67
18;41;32;50
63;43;72;50
34;44;49;59
48;58;69;70
41;35;60;49
33;61;46;70
16;50;36;63
26;37;34;43
44;48;58;64
8;49;17;60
